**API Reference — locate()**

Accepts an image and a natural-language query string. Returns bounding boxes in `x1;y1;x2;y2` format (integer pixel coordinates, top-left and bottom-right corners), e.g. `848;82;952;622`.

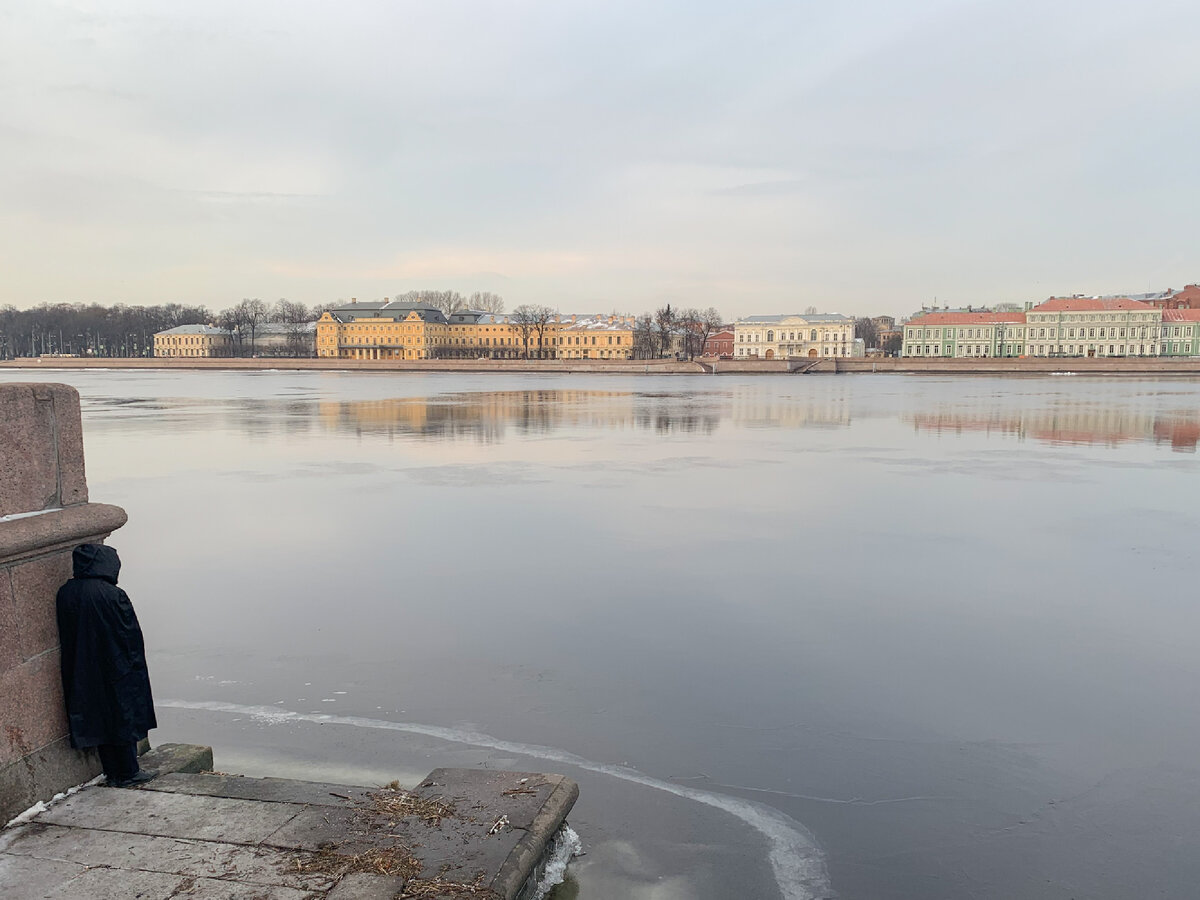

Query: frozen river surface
7;369;1200;899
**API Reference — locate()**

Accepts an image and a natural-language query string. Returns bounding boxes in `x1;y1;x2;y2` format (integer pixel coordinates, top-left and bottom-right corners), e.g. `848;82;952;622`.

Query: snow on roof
1035;297;1155;312
155;324;229;336
906;311;1025;325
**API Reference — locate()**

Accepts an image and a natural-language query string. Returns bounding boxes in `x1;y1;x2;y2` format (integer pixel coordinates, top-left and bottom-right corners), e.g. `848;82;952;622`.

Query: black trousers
96;742;139;781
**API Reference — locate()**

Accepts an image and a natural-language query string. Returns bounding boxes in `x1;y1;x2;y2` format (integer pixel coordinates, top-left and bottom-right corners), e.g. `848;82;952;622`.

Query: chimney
351;297;357;304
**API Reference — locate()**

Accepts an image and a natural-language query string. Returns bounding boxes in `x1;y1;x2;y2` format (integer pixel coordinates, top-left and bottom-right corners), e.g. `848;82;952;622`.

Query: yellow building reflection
316;389;856;443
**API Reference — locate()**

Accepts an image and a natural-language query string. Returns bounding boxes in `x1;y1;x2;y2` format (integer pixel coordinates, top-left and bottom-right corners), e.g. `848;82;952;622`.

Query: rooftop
907;311;1026;325
327;303;448;325
155;324;229;336
1035;297;1156;312
736;313;851;324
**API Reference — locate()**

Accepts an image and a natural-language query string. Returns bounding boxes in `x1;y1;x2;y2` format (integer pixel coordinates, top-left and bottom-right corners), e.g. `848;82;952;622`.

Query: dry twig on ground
292;845;423;880
400;871;499;897
369;787;456;827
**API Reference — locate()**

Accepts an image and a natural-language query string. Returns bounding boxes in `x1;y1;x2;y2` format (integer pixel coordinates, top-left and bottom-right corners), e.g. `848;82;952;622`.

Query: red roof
908;311;1025;325
1035;297;1154;312
1161;309;1200;322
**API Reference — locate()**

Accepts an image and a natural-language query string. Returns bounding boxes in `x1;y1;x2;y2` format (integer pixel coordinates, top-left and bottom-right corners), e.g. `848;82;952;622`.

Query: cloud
1;0;1198;315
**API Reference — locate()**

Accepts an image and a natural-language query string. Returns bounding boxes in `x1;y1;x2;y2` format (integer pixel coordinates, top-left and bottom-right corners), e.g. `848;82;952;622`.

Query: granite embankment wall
5;356;1200;375
832;357;1200;375
0;384;127;823
0;357;705;375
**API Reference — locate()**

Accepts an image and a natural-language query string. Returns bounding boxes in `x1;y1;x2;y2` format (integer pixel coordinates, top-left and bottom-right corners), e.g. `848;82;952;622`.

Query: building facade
153;324;233;358
902;311;1028;357
316;301;450;360
733;314;859;359
903;298;1200;358
1023;298;1162;357
316;300;641;360
251;323;316;357
556;315;635;360
702;329;734;357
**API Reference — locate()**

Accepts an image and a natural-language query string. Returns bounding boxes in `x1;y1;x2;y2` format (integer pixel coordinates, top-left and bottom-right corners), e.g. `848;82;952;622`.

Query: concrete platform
1;768;578;899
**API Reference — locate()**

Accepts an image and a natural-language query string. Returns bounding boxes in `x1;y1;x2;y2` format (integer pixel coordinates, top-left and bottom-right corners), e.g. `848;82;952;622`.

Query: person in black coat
56;543;157;787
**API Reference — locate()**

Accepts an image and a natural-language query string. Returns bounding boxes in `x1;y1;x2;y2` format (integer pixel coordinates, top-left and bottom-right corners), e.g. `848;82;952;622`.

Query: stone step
1;767;578;899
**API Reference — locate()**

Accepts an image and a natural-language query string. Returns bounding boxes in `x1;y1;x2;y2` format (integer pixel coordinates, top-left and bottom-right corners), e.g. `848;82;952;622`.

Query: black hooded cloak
56;544;157;748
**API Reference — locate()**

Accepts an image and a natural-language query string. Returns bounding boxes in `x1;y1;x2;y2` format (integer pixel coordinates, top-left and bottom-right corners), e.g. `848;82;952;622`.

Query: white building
734;314;859;359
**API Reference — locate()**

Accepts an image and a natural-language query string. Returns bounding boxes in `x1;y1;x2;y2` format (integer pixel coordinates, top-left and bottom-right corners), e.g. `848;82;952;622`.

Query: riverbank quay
0;357;705;375
7;355;1200;375
2;762;579;899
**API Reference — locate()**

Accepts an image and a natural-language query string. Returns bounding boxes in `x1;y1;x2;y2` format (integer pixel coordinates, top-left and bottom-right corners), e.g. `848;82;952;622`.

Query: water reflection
315;389;858;442
907;406;1200;451
318;390;727;442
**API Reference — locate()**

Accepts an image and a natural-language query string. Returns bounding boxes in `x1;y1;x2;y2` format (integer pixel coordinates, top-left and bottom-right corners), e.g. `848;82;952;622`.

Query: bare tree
531;306;556;358
675;307;722;359
510;306;538;359
468;291;505;314
855;317;879;349
235;298;269;354
676;308;702;360
216;307;245;355
271;299;312;324
393;290;466;316
633;314;657;360
654;304;676;358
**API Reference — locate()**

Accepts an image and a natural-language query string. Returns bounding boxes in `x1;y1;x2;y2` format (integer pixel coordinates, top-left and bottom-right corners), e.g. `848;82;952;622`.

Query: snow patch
4;775;105;829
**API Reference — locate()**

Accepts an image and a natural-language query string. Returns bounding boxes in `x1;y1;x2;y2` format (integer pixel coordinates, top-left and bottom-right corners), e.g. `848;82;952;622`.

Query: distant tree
530;306;556;358
270;299;312;324
0;300;215;358
855;317;879;348
633;314;657;360
395;290;465;315
654;304;676;357
694;307;723;357
675;309;702;360
510;305;538;359
804;305;818;315
882;332;902;356
261;299;314;357
467;291;505;314
233;298;268;355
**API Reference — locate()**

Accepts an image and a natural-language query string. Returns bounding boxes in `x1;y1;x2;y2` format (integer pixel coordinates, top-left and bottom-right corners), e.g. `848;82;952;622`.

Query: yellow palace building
316;301;635;361
316;300;446;360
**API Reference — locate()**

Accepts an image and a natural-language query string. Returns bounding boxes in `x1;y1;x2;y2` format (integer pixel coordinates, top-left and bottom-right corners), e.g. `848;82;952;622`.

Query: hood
72;544;121;584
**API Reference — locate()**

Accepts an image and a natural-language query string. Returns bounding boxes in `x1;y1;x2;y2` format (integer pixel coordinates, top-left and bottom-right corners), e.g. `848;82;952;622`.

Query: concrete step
1;767;578;899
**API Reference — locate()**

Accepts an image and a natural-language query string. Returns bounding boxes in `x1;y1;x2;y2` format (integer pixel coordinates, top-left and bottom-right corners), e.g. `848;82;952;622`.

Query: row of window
735;346;851;357
907;343;1181;357
738;331;848;342
1028;313;1157;323
324;329;625;346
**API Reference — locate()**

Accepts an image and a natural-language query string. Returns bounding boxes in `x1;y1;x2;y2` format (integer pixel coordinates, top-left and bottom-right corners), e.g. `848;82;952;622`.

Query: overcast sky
2;1;1198;318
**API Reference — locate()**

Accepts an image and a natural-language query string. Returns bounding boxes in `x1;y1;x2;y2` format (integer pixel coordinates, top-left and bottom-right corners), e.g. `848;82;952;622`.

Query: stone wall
0;357;706;374
0;383;127;823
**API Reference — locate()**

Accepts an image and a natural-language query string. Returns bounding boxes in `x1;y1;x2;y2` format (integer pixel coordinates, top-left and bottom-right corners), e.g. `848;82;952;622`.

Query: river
6;369;1200;899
